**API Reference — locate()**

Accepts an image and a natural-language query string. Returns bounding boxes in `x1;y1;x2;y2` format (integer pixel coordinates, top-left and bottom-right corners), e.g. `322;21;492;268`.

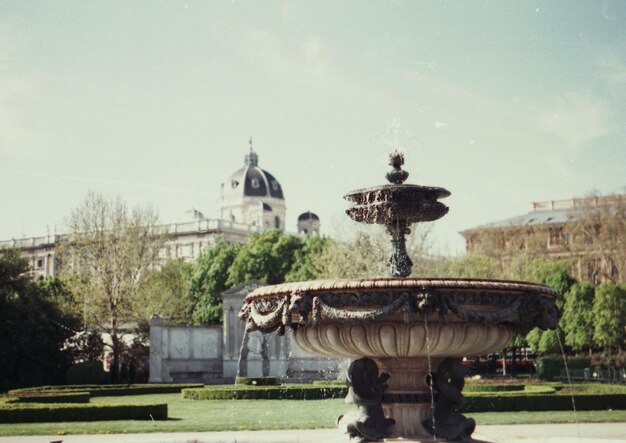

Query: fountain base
242;277;559;443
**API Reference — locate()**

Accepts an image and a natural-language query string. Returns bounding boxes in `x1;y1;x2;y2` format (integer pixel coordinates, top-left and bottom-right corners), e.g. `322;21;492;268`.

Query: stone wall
149;280;343;384
148;316;225;383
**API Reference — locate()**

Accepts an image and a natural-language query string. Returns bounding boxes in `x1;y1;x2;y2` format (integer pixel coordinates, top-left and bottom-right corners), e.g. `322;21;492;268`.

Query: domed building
2;141;319;277
297;211;320;235
220;147;286;230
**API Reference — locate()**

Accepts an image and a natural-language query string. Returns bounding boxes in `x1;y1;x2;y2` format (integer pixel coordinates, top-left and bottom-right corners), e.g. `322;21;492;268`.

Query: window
231;180;239;188
251;178;260;188
36;258;44;269
548;227;563;247
274;216;281;229
271;180;279;191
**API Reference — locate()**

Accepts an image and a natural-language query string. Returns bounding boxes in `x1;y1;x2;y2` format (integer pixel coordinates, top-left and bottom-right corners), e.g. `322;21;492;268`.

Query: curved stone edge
245;278;559;300
239;287;559;336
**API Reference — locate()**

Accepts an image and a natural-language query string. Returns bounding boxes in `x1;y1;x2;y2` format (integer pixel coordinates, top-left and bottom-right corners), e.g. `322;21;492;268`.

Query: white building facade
1;146;320;279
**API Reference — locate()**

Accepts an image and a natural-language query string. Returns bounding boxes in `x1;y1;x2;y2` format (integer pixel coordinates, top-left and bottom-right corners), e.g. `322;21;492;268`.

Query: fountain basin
240;277;559;441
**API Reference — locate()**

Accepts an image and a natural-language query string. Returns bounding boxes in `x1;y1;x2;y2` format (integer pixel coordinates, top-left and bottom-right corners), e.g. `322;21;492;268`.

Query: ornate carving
293;322;512;358
424;358;476;441
240;285;559;337
337;358;395;442
386;151;409;185
516;294;560;332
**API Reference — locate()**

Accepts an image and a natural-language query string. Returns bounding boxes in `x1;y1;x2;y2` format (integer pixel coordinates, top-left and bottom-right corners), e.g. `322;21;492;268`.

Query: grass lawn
1;393;625;436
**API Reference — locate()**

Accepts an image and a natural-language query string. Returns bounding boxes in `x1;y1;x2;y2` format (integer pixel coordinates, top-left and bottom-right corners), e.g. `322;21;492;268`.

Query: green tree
505;256;575;296
441;255;500;279
59;192;165;382
285;235;329;282
137;259;194;324
189;240;241;325
227;230;304;286
510;258;575;355
314;229;389;279
592;281;626;352
526;328;563;354
0;248;79;390
562;283;595;353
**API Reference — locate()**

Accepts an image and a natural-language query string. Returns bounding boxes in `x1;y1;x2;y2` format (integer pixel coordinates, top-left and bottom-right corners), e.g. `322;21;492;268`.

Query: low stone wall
149;281;343;384
149;317;225;384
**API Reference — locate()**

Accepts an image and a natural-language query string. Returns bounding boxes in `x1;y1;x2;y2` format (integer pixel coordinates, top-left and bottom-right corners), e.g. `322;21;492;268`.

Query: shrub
523;385;556;394
558;383;626;395
0;403;167;423
182;384;347;400
463;384;525;393
536;355;591;380
462;393;626;412
312;380;345;387
234;376;278;386
66;361;107;385
9;383;203;397
7;391;90;404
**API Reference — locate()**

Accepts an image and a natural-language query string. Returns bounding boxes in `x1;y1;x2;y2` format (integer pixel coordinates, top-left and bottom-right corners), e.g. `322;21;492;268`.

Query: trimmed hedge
536;355;592;381
9;383;203;397
7;391;91;404
523;385;557;394
464;384;525;393
558;383;626;395
463;393;626;412
182;385;347;400
0;403;167;423
234;377;278;386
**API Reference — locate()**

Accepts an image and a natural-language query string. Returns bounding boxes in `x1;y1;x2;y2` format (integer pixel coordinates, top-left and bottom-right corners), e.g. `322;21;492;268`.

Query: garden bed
0;403;167;423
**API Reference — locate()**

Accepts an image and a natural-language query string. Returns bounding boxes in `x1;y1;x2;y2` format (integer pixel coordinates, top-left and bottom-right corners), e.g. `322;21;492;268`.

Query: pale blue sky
1;1;625;253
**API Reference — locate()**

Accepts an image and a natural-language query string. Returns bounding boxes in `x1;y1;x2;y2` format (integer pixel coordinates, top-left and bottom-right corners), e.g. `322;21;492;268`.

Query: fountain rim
343;183;451;200
245;277;558;301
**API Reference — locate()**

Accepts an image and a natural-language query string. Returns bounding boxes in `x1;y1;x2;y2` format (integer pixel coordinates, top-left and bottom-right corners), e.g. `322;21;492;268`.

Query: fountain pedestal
376;357;441;439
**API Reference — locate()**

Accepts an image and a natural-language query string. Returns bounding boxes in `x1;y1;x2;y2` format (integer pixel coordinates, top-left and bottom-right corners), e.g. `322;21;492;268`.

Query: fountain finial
386;150;409;185
345;150;450;277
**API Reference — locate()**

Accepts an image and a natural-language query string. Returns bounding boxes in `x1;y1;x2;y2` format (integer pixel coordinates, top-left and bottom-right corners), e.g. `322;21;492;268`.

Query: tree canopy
592;281;626;351
59;192;165;382
138;258;194;325
189;240;241;325
562;283;595;352
0;248;79;390
227;230;304;286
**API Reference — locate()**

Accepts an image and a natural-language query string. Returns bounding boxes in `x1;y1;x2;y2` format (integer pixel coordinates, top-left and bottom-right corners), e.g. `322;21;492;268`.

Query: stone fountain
239;151;559;442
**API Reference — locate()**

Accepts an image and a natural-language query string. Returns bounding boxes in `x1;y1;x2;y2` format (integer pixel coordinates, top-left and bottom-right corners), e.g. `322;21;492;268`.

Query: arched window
274;216;280;229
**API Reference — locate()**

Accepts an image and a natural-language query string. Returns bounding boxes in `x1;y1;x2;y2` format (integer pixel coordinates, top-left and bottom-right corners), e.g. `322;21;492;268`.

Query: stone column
149;315;164;383
223;305;231;360
374;357;442;439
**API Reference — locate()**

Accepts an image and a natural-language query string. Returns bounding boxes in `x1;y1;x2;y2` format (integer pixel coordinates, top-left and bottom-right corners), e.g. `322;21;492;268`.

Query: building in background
220;147;286;230
461;194;626;283
0;144;320;280
297;211;320;236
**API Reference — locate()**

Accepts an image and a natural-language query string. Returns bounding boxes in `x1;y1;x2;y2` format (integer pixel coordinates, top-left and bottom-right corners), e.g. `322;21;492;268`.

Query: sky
1;1;625;254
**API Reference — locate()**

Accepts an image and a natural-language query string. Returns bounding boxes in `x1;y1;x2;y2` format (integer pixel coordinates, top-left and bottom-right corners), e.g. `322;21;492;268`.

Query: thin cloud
535;92;612;150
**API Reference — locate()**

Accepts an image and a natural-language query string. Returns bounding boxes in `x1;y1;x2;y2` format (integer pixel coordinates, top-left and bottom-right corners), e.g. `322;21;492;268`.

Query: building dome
298;211;319;221
226;149;284;200
297;211;321;236
220;143;286;230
